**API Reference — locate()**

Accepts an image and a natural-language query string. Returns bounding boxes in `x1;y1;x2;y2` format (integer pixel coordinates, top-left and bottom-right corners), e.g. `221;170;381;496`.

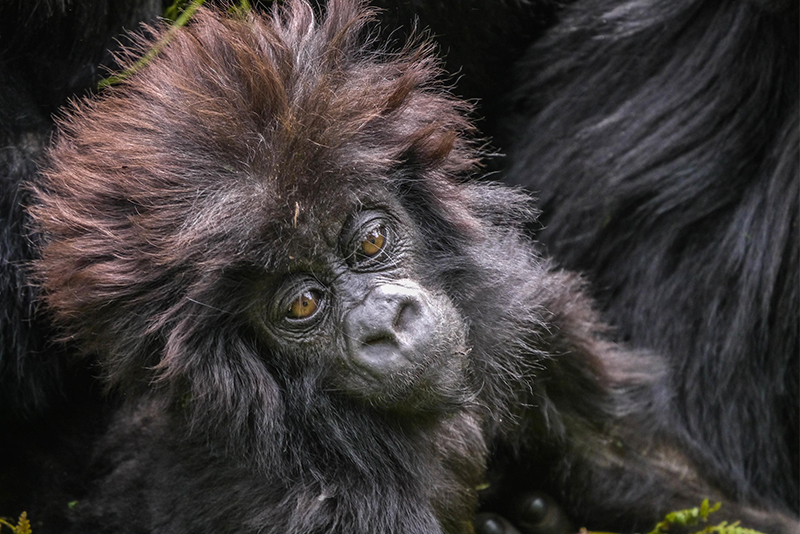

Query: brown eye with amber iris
287;290;320;320
360;227;386;257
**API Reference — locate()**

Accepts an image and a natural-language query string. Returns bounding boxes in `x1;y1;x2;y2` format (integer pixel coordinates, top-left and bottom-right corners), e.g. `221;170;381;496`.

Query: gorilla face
253;198;470;410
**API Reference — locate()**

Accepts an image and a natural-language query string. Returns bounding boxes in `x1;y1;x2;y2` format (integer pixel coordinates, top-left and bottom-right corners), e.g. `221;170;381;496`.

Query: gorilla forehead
248;181;404;268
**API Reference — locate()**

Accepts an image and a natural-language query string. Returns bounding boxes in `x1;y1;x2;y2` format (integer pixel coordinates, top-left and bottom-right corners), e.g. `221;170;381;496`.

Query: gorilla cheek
341;280;467;399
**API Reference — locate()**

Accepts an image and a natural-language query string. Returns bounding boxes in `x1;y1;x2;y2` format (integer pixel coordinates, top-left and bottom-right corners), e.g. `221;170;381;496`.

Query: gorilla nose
344;282;433;373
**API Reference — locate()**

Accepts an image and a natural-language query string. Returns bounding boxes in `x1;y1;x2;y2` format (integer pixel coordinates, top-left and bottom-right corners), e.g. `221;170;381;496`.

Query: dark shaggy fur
0;1;168;522
500;0;799;517
0;0;165;421
29;1;797;533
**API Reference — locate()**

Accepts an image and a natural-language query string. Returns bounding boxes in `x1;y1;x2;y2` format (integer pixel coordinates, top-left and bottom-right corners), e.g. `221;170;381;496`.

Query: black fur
0;0;167;419
499;0;799;517
3;0;798;531
0;1;166;523
28;2;797;533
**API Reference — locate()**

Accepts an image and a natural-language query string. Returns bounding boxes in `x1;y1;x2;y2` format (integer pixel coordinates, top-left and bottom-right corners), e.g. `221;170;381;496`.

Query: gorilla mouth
339;338;472;412
354;331;427;370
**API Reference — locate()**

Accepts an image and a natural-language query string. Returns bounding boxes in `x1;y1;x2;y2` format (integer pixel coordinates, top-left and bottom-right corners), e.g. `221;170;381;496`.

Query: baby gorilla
31;1;796;533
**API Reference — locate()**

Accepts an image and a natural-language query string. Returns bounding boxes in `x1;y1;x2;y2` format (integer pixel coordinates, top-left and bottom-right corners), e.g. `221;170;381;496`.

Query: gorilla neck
286;392;487;481
175;388;488;533
278;404;488;534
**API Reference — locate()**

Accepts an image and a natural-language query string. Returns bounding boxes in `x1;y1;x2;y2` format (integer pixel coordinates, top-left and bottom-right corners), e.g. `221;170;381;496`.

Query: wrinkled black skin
497;0;799;520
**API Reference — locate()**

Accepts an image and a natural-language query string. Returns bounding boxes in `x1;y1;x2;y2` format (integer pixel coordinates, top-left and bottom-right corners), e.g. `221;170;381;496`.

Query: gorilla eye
342;212;398;272
352;223;393;270
360;227;386;257
287;289;322;320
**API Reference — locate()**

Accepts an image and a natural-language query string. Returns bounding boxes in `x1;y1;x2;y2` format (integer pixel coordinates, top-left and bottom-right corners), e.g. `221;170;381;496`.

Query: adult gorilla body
497;0;799;517
0;1;166;522
29;1;795;533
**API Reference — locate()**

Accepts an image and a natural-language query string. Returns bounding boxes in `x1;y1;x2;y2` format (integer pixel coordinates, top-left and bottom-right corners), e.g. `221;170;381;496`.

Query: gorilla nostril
393;298;421;333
